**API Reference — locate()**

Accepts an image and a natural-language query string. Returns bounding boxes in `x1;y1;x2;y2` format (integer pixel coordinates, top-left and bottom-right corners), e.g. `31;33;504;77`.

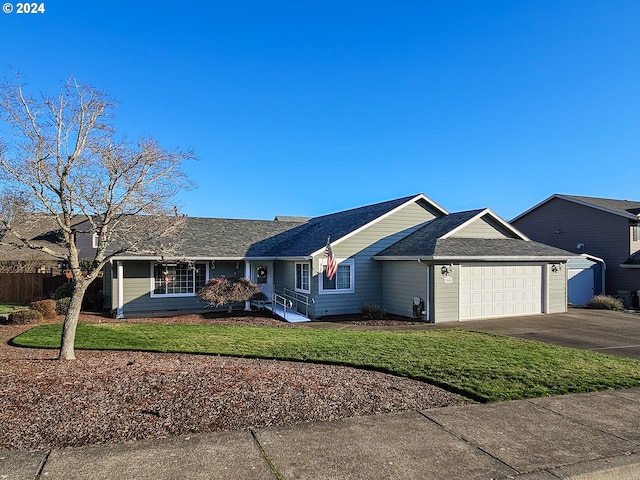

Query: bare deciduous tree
0;75;195;360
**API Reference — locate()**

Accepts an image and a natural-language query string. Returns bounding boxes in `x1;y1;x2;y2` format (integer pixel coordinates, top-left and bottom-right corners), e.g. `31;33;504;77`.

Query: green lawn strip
0;303;28;315
12;323;640;402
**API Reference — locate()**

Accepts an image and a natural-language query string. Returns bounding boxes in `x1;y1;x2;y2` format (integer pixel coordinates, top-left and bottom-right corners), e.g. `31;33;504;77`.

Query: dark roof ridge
309;194;420;221
445;208;487;216
562;194;640;203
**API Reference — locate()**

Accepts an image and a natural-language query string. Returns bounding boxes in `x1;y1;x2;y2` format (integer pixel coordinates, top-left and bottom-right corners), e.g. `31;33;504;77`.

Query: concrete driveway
454;308;640;359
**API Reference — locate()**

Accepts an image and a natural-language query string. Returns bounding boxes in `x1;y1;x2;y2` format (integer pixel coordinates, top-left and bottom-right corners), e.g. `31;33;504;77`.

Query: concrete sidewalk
3;389;640;479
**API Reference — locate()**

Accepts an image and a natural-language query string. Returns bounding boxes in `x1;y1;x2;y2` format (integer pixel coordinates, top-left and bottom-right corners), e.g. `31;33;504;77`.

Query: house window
319;258;354;294
152;262;207;296
92;233;98;249
295;262;310;293
633;224;640;242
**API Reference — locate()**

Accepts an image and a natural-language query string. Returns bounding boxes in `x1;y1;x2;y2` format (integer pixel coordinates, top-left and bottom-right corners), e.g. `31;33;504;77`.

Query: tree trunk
58;283;89;360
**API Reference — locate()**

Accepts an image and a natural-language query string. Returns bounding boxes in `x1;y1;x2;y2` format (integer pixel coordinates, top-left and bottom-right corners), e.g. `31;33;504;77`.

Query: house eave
109;255;249;262
108;255;314;262
274;256;313;261
373;256;435;261
433;255;571;262
511;194;640;222
374;255;571;262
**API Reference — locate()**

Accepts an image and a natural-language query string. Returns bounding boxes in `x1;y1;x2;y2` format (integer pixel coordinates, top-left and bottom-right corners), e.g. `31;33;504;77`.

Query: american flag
324;237;338;280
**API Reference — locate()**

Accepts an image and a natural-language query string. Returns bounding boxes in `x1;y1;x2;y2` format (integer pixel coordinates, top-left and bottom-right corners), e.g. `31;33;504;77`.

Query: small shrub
56;297;71;315
586;295;625;311
54;282;75;300
198;277;263;306
30;299;57;319
8;309;43;325
361;304;387;320
79;258;95;273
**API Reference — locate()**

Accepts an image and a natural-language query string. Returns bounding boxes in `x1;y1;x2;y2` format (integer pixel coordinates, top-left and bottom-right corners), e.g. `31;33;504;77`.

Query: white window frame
92;233;98;249
318;258;355;294
150;262;208;298
295;261;311;293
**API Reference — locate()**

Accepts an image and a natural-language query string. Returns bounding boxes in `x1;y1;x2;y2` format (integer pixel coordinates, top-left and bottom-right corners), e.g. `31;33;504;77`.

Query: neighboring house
0;215;70;273
104;193;573;322
511;194;640;307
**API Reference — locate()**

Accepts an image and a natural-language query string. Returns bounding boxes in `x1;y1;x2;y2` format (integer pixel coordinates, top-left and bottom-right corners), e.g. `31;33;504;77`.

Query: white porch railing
271;285;314;322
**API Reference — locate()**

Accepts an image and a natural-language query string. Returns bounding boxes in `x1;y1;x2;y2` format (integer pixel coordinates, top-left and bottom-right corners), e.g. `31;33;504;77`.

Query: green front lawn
12;323;640;402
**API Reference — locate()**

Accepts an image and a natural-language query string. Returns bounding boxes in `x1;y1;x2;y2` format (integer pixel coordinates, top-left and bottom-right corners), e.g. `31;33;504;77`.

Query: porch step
263;303;311;323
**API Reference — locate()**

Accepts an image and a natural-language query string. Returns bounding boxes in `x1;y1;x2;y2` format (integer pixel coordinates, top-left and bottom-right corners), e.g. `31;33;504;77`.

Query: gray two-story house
512;194;640;307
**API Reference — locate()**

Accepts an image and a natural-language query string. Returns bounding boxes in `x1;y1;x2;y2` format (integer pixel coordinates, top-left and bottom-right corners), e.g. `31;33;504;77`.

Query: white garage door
460;265;543;320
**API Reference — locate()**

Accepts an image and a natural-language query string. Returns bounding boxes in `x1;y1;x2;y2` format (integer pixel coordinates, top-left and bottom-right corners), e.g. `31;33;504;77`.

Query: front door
254;262;273;299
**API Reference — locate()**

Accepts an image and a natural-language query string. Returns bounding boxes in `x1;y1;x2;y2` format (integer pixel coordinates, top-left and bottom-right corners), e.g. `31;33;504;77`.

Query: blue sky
3;1;639;220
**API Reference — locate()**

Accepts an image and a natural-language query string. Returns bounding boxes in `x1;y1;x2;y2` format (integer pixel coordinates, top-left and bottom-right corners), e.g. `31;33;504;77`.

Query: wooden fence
0;273;68;303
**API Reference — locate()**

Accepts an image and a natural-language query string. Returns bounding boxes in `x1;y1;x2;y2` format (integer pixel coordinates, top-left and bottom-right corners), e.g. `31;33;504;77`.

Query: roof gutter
374;255;573;262
108;255;313;262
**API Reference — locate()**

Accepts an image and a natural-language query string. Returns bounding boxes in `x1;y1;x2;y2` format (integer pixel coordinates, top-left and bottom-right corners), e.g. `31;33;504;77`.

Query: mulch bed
0;312;468;451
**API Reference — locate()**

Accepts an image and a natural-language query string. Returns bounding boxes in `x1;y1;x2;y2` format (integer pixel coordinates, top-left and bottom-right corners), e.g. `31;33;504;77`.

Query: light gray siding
274;260;295;290
116;260;244;315
631;226;640;256
433;263;460;322
547;262;568;313
381;261;428;319
451;217;514;239
312;201;437;317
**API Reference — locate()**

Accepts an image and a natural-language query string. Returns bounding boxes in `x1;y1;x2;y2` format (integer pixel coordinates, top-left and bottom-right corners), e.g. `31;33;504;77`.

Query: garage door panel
460;264;543;321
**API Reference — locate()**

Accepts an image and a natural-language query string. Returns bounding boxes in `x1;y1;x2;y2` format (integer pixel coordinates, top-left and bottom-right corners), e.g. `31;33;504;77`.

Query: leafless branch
0;74;196;359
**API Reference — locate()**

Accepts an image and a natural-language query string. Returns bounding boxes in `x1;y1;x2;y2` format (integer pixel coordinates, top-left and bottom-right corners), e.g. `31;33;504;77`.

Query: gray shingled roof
621;251;640;266
266;195;421;257
434;238;575;259
169;217;309;257
2;196;425;261
376;210;575;259
0;215;70;262
374;210;482;257
562;195;640;217
109;194;424;259
106;216;308;258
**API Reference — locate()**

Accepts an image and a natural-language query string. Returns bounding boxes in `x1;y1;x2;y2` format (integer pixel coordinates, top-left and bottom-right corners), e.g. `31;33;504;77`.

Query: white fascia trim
373;256;434;261
274;256;313;261
580;253;606;264
112;255;313;262
433;256;571;262
511;194;640;222
440;208;530;241
110;256;247;262
309;193;448;257
375;256;571;262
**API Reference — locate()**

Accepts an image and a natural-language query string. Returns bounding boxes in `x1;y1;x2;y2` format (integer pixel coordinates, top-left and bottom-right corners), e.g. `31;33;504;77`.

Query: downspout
244;261;252;311
417;259;431;322
116;261;124;319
